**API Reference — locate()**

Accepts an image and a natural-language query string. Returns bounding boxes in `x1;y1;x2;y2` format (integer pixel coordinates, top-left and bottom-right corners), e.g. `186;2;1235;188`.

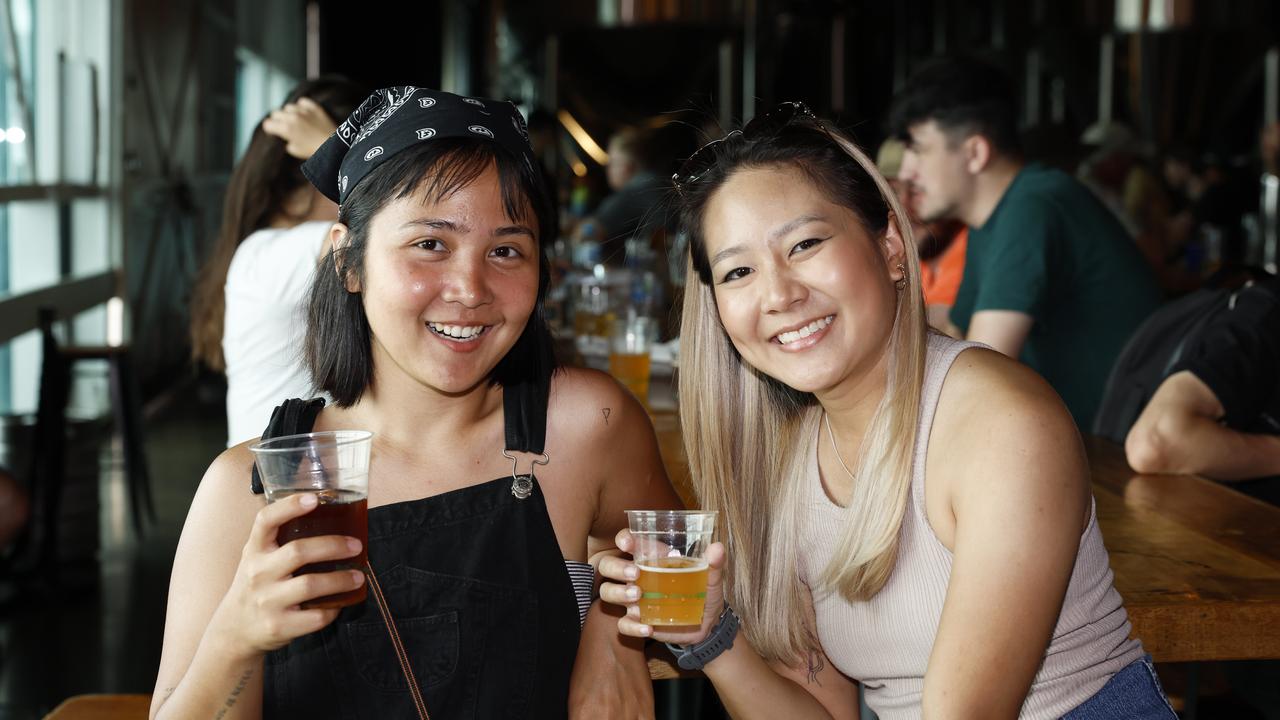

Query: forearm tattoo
212;668;254;719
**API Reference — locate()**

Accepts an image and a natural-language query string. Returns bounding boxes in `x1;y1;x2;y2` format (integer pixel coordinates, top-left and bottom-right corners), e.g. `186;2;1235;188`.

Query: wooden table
43;694;151;719
645;411;1280;677
1084;435;1280;663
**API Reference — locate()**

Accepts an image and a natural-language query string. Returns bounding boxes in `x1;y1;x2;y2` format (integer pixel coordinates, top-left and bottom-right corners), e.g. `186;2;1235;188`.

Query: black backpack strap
503;376;550;455
250;397;327;494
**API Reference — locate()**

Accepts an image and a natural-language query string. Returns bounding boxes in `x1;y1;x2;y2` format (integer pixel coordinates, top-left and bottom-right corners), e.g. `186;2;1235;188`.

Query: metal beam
0;184;106;202
1266;46;1278;127
1099;34;1115;124
1025;49;1042;126
0;271;118;345
719;38;734;130
831;14;845;114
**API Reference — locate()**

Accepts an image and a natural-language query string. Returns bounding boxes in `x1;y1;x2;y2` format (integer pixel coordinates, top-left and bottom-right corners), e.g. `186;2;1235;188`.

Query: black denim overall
250;381;581;719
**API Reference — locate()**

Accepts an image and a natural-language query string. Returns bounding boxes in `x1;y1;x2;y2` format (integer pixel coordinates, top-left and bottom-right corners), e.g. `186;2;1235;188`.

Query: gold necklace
823;412;857;483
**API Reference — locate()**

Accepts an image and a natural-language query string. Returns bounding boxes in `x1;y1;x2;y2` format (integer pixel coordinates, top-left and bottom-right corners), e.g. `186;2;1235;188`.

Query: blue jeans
1063;656;1178;719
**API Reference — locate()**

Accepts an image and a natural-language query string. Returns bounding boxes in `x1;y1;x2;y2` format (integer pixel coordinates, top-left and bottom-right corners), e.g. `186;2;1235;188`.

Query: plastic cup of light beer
609;315;656;406
625;510;717;627
250;430;372;609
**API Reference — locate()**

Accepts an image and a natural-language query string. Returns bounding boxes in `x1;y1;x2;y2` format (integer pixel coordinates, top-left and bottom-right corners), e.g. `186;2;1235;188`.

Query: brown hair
189;76;365;370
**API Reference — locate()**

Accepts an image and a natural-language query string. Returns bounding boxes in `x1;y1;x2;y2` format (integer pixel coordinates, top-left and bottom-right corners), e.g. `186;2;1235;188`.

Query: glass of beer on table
625;510;717;626
250;430;372;609
609;315;656;406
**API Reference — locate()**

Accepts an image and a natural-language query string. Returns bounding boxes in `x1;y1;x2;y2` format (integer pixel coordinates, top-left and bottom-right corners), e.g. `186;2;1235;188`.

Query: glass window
0;0;114;416
0;0;35;187
234;47;298;158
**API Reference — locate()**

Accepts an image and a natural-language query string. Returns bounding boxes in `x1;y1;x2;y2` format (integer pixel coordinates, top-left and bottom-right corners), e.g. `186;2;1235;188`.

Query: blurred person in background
1172;150;1256;277
575;126;670;265
0;467;28;610
1077;122;1173;284
0;467;28;555
891;57;1161;429
1125;273;1280;504
877;138;968;332
1077;122;1170;241
1263;121;1280;177
189;77;367;447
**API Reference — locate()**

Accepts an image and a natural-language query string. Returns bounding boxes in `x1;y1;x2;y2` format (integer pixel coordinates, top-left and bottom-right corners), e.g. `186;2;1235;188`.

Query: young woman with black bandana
152;88;681;719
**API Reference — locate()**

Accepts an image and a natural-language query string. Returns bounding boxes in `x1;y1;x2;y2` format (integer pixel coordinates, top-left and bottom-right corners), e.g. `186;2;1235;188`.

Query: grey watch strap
665;605;740;671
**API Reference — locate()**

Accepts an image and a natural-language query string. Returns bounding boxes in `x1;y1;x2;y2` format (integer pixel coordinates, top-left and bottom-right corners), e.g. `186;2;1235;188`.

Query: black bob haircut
888;55;1022;157
305;138;559;407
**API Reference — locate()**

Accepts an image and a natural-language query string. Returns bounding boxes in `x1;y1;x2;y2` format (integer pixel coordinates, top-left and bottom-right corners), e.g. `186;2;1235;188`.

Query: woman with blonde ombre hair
598;103;1173;719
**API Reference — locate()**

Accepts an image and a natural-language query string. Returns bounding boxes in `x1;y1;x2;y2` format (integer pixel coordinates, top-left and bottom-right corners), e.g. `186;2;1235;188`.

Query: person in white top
598;103;1175;719
189;77;366;446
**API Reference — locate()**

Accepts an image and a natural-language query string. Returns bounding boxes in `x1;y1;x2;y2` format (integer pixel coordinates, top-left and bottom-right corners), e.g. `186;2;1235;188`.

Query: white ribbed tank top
799;333;1143;719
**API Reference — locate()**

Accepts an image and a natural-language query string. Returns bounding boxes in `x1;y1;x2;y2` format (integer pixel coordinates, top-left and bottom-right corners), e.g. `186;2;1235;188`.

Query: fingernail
351;570;365;585
639;625;651;637
346;538;362;553
626;586;641;601
624;566;639;580
299;494;318;508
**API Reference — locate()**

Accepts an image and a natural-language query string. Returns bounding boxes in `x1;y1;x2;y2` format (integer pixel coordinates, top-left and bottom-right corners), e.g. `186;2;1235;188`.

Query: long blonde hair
676;115;927;663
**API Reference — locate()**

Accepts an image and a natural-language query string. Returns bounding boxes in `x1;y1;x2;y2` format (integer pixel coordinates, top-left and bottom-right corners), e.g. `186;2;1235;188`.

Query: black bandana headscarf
301;86;536;206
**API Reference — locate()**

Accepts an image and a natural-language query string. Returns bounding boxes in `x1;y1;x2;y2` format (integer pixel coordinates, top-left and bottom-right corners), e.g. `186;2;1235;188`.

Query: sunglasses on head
671;101;824;192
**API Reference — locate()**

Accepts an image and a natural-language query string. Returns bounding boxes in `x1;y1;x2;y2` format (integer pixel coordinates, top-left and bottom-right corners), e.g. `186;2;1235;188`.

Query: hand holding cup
213;492;367;656
598;511;726;645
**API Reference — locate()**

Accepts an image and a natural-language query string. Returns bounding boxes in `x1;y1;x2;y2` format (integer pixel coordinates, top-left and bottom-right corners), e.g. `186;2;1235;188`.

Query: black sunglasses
671;101;822;192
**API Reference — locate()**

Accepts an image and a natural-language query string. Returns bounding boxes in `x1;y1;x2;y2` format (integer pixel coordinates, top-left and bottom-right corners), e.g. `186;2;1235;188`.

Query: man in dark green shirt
890;57;1160;428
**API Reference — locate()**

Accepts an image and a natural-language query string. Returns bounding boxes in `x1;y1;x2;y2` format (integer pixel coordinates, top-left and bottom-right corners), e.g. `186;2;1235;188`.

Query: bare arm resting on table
1125;370;1280;480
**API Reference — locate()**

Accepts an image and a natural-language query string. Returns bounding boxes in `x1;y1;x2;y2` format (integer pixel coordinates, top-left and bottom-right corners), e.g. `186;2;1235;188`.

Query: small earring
895;263;907;291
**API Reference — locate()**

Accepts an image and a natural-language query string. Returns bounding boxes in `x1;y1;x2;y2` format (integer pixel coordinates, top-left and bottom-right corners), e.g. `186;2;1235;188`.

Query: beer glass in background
250;430;373;609
625;510;717;626
573;282;613;340
609;315;656;406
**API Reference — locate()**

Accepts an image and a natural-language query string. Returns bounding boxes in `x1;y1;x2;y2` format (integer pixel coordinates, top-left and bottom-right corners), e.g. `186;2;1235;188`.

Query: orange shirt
920;227;968;306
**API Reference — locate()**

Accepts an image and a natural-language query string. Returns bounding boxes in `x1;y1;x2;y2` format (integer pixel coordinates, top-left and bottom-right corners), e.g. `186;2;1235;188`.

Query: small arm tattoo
806;650;824;685
602;407;611;425
213;668;254;719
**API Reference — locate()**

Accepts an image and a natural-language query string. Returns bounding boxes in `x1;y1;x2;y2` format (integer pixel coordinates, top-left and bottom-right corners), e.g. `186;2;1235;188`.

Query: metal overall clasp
502;449;550;499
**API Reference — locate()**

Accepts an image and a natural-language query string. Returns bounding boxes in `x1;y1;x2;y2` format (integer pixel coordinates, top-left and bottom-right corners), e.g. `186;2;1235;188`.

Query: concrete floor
0;381;225;719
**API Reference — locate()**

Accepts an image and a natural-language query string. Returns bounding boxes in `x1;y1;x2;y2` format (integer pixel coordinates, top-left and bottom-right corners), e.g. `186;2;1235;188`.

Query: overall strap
502;376;550;455
501;375;551;500
249;397;327;494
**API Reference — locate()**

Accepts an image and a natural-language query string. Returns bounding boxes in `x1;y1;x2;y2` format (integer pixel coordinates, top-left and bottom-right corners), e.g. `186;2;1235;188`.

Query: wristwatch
664;604;740;671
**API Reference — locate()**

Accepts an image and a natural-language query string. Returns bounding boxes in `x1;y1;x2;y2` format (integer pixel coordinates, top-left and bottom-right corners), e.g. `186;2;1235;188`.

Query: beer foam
637;558;708;572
